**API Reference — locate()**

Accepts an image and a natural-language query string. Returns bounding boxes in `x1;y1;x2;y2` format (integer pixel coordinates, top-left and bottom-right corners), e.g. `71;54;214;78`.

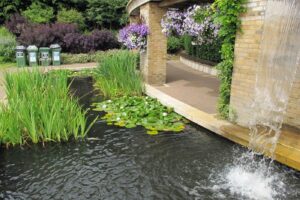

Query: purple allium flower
119;24;150;51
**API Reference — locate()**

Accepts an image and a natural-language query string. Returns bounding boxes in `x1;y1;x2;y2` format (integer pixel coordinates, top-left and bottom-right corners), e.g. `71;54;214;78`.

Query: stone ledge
179;54;218;76
146;84;300;171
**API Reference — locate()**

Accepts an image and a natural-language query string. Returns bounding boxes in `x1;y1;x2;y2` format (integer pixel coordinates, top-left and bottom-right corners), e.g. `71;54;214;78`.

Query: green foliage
93;50;143;98
182;34;222;63
22;2;54;24
167;36;183;54
61;49;127;64
93;96;186;135
0;70;95;146
86;0;129;29
57;8;85;29
212;0;247;119
0;0;26;24
0;27;16;63
194;5;211;23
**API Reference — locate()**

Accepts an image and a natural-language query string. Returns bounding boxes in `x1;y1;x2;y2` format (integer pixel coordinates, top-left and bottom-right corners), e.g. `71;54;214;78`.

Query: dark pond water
0;77;299;200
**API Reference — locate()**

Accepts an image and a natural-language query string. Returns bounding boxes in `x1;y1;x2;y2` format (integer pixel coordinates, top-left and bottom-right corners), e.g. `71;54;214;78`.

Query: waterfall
249;0;300;157
209;1;300;199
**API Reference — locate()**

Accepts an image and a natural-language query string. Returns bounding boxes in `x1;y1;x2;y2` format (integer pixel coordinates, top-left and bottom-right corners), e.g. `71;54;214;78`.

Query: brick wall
230;0;300;129
230;0;267;126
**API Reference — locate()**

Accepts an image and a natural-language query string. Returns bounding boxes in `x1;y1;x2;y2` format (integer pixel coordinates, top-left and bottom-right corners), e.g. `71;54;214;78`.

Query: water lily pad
93;96;187;134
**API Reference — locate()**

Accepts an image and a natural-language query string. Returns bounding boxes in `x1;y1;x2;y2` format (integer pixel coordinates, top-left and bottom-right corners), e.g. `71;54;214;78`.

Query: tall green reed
0;69;94;146
93;50;144;98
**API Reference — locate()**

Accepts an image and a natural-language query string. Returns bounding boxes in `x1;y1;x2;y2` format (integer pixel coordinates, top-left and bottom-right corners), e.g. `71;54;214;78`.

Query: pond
0;77;299;200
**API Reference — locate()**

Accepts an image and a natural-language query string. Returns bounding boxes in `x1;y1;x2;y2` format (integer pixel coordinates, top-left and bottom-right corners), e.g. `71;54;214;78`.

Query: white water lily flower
162;112;168;117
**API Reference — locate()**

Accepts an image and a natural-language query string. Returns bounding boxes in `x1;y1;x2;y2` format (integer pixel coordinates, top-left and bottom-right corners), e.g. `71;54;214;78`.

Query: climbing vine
211;0;247;119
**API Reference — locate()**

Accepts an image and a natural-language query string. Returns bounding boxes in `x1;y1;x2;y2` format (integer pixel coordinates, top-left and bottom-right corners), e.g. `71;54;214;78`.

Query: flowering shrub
161;5;219;45
184;5;219;45
161;9;185;36
119;24;149;51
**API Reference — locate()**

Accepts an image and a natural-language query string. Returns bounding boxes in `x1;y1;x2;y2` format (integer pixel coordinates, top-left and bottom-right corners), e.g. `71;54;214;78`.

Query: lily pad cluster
93;96;187;135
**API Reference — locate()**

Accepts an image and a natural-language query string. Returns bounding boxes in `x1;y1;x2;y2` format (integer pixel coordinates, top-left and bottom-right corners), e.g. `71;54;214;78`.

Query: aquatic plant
93;50;143;98
0;70;95;146
93;96;186;135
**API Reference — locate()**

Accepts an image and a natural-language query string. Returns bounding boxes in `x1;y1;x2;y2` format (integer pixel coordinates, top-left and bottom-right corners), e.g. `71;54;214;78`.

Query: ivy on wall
211;0;247;119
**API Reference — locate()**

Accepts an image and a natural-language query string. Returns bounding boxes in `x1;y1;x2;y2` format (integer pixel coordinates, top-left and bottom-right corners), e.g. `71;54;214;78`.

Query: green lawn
0;62;16;69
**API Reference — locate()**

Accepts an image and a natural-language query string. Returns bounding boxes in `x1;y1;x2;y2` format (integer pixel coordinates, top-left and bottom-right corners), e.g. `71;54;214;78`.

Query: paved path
156;60;220;114
0;62;97;103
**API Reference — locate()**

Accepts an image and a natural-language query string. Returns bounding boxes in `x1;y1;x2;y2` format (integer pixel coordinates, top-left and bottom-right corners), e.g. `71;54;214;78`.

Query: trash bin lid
50;44;61;49
16;45;26;51
39;47;50;51
27;45;38;51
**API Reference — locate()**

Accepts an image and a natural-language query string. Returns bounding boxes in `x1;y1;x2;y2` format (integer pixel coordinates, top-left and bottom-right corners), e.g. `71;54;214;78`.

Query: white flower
162;112;168;117
116;117;121;121
107;100;112;103
102;104;107;109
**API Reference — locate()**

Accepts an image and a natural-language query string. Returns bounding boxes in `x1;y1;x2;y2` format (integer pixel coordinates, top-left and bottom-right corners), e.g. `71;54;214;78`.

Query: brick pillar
140;2;167;85
129;15;140;24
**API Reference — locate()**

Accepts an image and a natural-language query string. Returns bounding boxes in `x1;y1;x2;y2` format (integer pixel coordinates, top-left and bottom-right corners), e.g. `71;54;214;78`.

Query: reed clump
93;50;144;98
0;70;93;146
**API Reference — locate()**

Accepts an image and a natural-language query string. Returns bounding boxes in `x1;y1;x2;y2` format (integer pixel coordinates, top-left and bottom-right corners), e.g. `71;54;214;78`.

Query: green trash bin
39;47;51;66
27;45;38;67
16;45;26;67
50;44;62;66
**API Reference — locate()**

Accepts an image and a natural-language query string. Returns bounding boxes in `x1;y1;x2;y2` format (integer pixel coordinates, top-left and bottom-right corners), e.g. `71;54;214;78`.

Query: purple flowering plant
119;23;149;51
161;5;220;45
161;9;185;36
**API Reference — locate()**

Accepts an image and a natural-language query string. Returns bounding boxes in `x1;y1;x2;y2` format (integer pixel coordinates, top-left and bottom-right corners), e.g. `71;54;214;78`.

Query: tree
22;2;54;23
0;0;30;24
57;8;85;29
86;0;129;29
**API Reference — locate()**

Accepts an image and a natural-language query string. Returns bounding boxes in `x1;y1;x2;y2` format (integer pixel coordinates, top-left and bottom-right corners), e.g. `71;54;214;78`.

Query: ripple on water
1;77;300;200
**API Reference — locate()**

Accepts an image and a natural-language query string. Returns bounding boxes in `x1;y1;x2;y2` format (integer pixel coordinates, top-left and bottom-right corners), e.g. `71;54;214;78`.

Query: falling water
210;1;300;199
249;0;300;156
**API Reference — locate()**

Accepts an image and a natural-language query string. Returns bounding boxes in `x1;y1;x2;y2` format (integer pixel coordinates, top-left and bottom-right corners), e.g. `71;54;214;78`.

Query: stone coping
145;84;300;171
180;54;218;76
